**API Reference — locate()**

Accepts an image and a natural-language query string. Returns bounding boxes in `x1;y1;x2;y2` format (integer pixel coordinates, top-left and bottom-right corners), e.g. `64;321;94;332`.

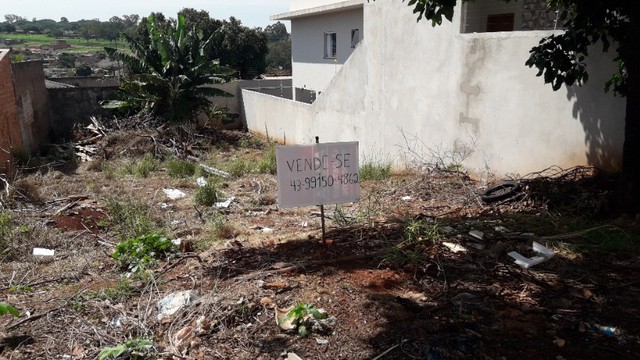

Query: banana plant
104;14;234;122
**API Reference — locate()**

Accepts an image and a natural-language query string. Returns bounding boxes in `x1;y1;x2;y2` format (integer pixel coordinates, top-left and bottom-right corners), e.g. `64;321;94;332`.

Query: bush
194;181;218;206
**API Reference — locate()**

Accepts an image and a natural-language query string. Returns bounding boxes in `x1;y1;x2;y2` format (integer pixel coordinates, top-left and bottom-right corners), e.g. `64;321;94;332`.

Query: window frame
351;28;360;48
324;32;337;59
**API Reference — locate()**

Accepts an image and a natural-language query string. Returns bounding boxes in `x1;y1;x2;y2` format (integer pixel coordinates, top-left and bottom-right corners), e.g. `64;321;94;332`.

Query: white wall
291;8;363;94
246;0;625;178
290;0;348;11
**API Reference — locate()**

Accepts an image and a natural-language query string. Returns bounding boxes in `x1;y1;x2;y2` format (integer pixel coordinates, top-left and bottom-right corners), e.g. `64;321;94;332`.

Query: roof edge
271;0;364;21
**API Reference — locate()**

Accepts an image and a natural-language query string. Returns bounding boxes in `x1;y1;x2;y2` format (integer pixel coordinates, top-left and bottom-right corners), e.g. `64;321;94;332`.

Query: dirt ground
1;125;639;360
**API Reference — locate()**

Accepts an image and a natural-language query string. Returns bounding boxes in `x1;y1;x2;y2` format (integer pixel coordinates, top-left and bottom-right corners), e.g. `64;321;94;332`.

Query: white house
245;0;625;178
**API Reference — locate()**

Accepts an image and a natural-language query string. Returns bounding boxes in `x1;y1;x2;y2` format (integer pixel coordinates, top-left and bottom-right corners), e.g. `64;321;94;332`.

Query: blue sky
3;0;290;29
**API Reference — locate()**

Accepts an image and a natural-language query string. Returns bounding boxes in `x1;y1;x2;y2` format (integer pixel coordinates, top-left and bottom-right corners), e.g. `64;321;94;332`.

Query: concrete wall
51;76;119;88
291;7;363;95
48;87;118;140
245;0;625;178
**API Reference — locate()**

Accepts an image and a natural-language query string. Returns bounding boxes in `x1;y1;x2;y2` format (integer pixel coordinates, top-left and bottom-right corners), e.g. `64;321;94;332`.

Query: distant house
51;40;71;50
242;0;625;178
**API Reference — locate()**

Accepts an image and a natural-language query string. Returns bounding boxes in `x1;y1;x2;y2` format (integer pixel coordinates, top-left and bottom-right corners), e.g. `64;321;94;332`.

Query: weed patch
105;197;160;240
359;162;391;182
165;158;196;178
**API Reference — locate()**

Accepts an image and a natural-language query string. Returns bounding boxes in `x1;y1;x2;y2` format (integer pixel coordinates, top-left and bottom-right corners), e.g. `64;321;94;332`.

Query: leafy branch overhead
104;14;235;122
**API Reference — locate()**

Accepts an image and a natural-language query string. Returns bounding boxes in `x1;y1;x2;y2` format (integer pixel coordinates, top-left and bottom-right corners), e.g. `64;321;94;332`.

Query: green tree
266;38;292;72
105;14;233;122
75;65;92;76
57;52;76;68
215;17;268;79
386;0;640;210
264;21;290;42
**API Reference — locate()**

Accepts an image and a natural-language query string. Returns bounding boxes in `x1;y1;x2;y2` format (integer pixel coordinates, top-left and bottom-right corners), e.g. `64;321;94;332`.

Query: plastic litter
594;325;621;337
442;242;468;253
508;241;555;268
402;196;413;201
196;177;207;187
157;290;198;320
33;247;55;256
163;188;187;200
215;196;235;208
469;230;484;240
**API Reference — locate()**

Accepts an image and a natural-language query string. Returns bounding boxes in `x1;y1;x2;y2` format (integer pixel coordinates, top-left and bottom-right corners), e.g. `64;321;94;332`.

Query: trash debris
469;230;484;240
171;238;182;246
441;226;455;234
315;337;329;345
402;196;413;201
494;226;511;233
199;164;230;178
196;177;208;187
480;181;521;203
262;227;274;233
215;196;235;208
33;247;55;256
553;337;566;347
157;290;198;319
281;352;303;360
300;221;309;227
442;242;468;253
275;306;297;331
507;241;555;268
594;324;621;337
163;188;187;200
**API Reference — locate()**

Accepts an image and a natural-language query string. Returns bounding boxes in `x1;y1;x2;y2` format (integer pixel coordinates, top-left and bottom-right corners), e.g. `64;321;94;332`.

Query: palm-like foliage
105;14;233;122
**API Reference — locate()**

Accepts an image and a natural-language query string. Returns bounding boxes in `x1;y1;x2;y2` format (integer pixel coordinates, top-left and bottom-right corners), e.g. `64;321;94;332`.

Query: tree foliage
104;14;233;122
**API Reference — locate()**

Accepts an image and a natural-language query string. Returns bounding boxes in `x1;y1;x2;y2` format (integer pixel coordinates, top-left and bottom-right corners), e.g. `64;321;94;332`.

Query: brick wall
0;50;22;177
12;60;50;153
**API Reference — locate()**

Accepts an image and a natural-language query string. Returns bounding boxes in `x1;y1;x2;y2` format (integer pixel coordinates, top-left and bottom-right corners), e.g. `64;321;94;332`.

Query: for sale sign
276;142;359;208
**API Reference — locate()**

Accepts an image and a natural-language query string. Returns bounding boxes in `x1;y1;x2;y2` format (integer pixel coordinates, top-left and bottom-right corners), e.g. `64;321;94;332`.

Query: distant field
0;33;124;53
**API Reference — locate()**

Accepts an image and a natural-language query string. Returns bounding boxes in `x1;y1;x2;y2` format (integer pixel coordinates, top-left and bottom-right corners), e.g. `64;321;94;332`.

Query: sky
2;0;291;29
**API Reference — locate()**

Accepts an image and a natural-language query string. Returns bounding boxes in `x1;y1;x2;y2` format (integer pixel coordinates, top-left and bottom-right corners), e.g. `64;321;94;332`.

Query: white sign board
276;142;359;208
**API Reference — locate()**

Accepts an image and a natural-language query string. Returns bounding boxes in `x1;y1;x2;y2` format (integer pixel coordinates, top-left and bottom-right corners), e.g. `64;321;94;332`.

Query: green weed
282;303;328;337
0;302;19;317
105;197;159;241
133;154;159;178
359;163;391;182
98;338;153;360
113;233;174;272
194;181;219;207
403;219;440;244
165;158;196;178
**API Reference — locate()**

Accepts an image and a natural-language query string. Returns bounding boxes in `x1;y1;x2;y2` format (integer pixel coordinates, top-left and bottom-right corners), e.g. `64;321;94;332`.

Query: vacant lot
1;122;639;359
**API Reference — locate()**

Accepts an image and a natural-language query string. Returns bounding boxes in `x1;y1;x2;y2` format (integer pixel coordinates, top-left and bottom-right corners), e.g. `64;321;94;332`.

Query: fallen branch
199;164;230;178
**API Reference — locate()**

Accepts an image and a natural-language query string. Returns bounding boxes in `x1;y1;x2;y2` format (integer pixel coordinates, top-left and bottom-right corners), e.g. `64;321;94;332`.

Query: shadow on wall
566;81;625;172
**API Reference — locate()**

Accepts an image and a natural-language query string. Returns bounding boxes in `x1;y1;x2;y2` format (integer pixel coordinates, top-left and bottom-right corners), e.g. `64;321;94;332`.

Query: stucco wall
291;8;363;95
245;0;625;178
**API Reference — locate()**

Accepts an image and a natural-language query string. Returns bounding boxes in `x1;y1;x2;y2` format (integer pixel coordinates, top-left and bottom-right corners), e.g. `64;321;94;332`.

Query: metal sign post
275;139;360;245
316;136;327;244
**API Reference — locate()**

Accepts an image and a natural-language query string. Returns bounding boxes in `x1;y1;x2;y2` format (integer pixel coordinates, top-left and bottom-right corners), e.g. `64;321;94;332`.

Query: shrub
194;182;218;206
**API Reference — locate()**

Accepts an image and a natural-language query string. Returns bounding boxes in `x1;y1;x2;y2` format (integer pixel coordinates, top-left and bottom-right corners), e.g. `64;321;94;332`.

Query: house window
351;29;360;48
486;13;515;32
324;32;337;59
